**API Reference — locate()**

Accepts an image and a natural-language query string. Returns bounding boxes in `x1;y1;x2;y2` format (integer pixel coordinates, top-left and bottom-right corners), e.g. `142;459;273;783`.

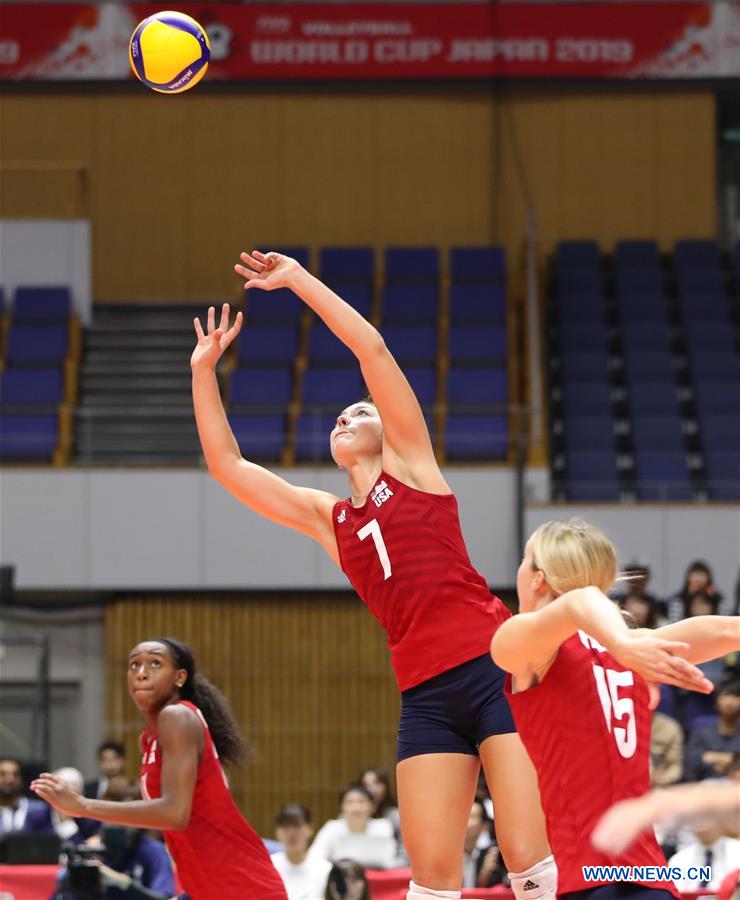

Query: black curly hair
147;637;249;766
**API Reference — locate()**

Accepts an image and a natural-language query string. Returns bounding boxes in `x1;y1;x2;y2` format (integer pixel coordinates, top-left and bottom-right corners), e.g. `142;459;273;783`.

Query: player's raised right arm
191;304;340;563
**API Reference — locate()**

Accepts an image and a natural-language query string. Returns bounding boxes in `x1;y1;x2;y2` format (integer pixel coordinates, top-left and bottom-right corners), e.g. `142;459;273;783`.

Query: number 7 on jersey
357;519;392;580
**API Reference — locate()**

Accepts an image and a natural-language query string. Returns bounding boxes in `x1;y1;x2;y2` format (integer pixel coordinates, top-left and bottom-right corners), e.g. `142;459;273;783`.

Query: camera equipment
58;841;107;900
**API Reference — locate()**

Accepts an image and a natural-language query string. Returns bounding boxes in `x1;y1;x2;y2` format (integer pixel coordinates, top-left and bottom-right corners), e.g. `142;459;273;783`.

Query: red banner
0;2;738;82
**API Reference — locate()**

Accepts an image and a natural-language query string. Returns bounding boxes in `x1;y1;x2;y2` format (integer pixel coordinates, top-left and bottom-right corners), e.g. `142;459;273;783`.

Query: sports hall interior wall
0;88;716;301
105;594;400;838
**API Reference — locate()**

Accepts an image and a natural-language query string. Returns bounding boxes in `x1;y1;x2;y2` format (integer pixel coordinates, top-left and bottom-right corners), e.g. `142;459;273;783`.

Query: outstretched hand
610;632;713;694
31;773;87;818
234;250;301;291
191;303;243;371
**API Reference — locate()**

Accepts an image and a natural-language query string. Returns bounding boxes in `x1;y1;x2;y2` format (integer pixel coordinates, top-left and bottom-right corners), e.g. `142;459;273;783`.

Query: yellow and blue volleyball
129;11;210;94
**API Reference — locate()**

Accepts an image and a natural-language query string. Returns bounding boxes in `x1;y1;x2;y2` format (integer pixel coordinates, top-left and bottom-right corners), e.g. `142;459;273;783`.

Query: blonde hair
529;518;618;596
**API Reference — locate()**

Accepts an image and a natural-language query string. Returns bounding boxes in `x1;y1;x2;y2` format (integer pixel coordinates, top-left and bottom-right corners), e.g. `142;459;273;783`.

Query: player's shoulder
158;702;204;735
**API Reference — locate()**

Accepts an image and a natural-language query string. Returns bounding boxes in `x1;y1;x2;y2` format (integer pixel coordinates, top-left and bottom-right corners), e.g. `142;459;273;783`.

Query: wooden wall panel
105;594;399;837
1;89;715;301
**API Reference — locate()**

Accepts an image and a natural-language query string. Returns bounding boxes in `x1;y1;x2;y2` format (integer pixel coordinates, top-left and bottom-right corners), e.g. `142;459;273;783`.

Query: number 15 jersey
332;470;510;691
505;632;679;897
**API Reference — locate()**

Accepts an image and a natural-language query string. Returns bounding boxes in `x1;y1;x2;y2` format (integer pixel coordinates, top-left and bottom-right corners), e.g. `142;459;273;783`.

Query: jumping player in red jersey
31;638;287;900
490;518;738;900
189;250;708;900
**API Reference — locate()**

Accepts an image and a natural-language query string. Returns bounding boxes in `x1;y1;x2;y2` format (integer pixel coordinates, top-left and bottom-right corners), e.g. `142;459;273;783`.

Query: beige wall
0;89;716;301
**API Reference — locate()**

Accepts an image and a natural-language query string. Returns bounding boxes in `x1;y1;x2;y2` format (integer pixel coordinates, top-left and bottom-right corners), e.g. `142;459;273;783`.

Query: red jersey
332;471;510;690
505;632;680;898
140;700;286;900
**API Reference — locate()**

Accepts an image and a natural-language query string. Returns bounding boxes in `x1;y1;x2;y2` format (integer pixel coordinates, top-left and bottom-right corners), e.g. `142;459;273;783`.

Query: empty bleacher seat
633;451;693;501
562;382;613;418
294;413;337;462
229;368;292;410
617;291;669;324
685;322;736;353
555;241;600;267
559;353;610;383
689;351;740;382
631;415;685;453
704;450;740;500
301;367;364;408
404;366;437;407
564;448;620;501
381;285;438;323
238;325;298;364
333;284;373;319
446;368;507;408
448;325;506;365
558;320;608;353
615;241;660;269
561;416;616;451
556;292;605;323
245;287;304;324
308;326;355;364
228;414;285;460
628;381;680;416
449;284;505;323
384;247;439;285
450;247;505;283
693;383;739;416
623;349;675;380
382;325;437;364
0;368;63;408
6;325;68;364
620;321;671;351
675;240;720;269
319;247;374;284
444;414;508;460
0;415;58;459
13;286;72;322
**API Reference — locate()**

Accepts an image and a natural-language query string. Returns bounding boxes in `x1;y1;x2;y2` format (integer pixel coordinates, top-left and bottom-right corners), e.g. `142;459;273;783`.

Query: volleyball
129;11;210;94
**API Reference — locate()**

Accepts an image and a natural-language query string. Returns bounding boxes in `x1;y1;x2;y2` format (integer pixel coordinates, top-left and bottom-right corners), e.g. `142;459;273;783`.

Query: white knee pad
508;854;558;900
406;881;461;900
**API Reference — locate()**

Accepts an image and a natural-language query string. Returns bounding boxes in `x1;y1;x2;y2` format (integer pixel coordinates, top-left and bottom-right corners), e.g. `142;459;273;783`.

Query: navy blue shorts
397;653;516;762
562;886;675;900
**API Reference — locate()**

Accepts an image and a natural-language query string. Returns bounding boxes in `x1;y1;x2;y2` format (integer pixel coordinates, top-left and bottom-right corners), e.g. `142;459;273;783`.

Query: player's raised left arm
235;251;448;490
653;615;740;665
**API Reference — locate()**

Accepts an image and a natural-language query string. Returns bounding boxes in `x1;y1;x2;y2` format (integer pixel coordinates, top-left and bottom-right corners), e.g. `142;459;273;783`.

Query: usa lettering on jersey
370;480;394;507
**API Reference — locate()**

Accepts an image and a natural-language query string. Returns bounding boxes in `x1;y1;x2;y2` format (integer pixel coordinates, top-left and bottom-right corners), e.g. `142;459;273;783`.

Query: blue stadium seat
556;293;605;323
680;293;730;324
631;415;685;453
382;325;438;364
308;326;355;364
561;417;615;451
444;414;508;460
693;383;740;416
634;451;693;501
558;320;608;353
699;415;740;449
301;367;364;408
623;349;675;381
0;368;63;407
448;326;506;364
449;284;506;323
6;325;68;364
381;285;438;323
245;287;304;324
294;413;337;462
446;367;507;408
617;291;669;324
615;241;660;269
238;325;298;364
685;322;736;353
0;415;58;459
616;269;663;291
555;241;600;267
384;247;439;285
555;268;603;293
689;351;740;382
319;247;374;283
620;321;670;351
13;286;71;321
229;368;292;410
228;414;285;460
705;451;740;500
675;240;720;269
450;246;506;283
675;269;725;292
628;381;679;416
404;366;437;407
560;353;610;383
564;448;620;500
562;383;613;418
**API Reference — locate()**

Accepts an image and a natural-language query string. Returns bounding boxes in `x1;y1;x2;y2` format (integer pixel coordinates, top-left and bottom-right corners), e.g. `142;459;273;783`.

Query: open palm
191;303;243;369
234;250;300;291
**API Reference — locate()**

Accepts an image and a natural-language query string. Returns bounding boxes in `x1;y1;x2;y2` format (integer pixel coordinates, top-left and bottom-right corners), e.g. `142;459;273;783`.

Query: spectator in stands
667;822;740;893
622;590;660;629
272;803;332;900
54;780;174;900
462;799;506;889
85;741;126;799
684;591;734;691
616;562;666;619
650;712;684;786
0;757;52;835
50;767;98;843
358;767;405;864
669;560;724;622
324;859;371;900
684;680;740;781
309;784;395;870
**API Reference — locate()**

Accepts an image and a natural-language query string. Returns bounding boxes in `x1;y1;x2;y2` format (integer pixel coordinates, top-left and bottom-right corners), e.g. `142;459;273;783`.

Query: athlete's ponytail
150;637;249;766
